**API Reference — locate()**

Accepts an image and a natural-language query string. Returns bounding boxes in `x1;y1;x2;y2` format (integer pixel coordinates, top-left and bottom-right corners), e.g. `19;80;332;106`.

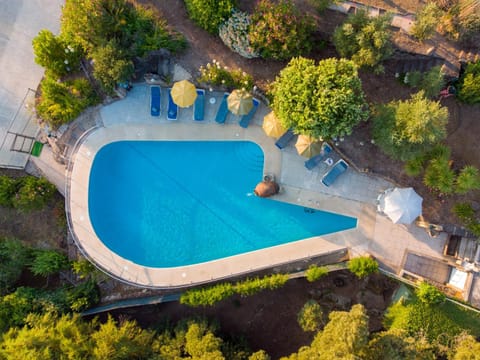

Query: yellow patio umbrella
295;135;323;158
227;89;253;115
262;111;286;138
171;80;197;107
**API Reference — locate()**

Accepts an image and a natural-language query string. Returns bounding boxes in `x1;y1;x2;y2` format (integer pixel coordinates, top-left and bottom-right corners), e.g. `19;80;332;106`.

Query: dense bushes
305;265;329;282
219;10;259;59
297;300;323;332
249;0;315;60
184;0;236;34
347;256;379;278
0;175;56;212
333;10;393;73
411;3;442;40
180;274;289;307
197;60;254;91
458;60;480;104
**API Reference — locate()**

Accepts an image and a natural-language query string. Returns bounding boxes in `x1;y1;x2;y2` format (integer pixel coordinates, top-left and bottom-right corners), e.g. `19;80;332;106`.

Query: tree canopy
372;91;449;161
271;57;369;140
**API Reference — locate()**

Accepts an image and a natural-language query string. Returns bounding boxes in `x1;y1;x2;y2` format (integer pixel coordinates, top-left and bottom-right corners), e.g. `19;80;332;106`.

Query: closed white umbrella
379;187;423;224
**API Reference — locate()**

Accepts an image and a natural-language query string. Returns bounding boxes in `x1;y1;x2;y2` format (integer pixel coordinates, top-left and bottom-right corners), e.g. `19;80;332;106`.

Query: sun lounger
275;129;295;149
321;159;348;187
193;89;205;121
215;93;230;124
239;98;260;128
150;86;161;116
167;88;178;121
304;143;333;170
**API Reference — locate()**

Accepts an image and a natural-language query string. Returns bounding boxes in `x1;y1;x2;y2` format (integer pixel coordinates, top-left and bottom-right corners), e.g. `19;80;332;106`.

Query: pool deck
66;84;448;288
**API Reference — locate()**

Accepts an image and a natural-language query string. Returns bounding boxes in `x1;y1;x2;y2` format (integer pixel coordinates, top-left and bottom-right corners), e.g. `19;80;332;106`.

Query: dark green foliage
184;0;236;34
404;155;426;177
0;176;20;207
458;60;480;104
372;91;448;161
415;282;446;305
0;238;30;296
180;274;289;307
249;0;315;60
305;265;328;282
30;249;70;277
91;40;134;94
420;66;446;98
36;76;98;129
452;202;480;237
297;300;323;332
11;176;57;212
348;256;379;278
308;0;338;12
411;3;442;40
271;57;369;140
423;156;455;194
66;280;100;312
333;10;393;73
456;165;480;194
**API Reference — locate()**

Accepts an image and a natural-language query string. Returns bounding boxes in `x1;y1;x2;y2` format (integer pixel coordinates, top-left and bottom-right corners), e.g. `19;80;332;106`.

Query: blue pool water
88;141;357;267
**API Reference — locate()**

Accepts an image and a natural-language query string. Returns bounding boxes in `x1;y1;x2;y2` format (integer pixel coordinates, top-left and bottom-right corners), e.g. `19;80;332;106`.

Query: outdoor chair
304;143;333;170
150;86;161;116
167;88;178;121
193;89;205;121
239;98;260;128
215;93;230;124
321;159;348;187
275;129;295;149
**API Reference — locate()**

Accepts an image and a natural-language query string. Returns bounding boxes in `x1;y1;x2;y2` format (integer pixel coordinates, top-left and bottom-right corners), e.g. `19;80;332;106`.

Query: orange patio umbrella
295;135;323;158
262;111;286;138
171;80;197;107
227;89;253;115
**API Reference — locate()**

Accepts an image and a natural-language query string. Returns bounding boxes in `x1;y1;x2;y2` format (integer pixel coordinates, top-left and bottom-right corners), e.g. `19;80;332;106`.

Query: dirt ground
144;0;480;225
101;271;398;359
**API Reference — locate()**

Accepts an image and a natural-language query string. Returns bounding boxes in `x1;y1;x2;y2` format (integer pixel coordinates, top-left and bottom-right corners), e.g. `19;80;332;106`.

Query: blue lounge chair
215;93;230;124
275;129;295;149
321;159;348;187
239;98;260;128
304;143;333;170
150;86;161;116
167;88;177;121
193;89;205;121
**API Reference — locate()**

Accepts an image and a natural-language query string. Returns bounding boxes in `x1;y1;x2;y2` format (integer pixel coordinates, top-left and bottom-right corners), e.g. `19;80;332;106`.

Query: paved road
0;0;63;167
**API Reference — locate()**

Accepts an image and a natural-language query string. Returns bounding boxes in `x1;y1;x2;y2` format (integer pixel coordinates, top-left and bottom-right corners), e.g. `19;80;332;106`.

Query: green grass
439;301;480;337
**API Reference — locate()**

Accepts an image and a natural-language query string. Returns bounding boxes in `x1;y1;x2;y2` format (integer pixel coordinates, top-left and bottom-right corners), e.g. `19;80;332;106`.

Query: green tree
283;304;369;359
456;165;480;194
416;282;446;305
420;66;446;99
450;333;480;360
333;10;393;73
249;0;315;60
423;156;456;194
184;0;236;34
372;91;449;161
458;60;480;104
11;176;56;212
92;315;155;359
0;238;30;295
305;265;328;282
297;300;324;332
348;256;379;278
30;249;70;277
91;40;134;94
411;3;442;40
271;57;369;140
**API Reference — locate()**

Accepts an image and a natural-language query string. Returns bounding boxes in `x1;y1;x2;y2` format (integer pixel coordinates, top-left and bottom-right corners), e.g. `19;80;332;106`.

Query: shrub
305;265;328;282
411;3;442;41
458;60;480;104
297;300;323;332
219;10;259;59
249;0;315;60
416;282;446;305
308;0;338;12
66;279;100;312
404;155;426;177
36;76;98;129
348;256;379;278
30;249;71;277
197;60;254;91
0;238;30;295
184;0;236;34
420;66;446;98
333;10;393;73
423;156;455;194
180;283;235;307
12;176;56;212
456;165;480;194
0;176;19;207
452;202;480;237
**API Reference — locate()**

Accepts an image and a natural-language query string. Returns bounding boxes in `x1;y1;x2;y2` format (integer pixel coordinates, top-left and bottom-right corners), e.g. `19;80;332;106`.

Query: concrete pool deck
66;84;447;288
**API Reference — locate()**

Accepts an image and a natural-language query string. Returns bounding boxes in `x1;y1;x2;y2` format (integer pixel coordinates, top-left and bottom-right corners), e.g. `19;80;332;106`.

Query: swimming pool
88;140;357;267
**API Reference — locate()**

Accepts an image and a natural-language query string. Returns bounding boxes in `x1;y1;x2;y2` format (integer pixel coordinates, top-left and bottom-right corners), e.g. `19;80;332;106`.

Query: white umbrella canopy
379;187;423;224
